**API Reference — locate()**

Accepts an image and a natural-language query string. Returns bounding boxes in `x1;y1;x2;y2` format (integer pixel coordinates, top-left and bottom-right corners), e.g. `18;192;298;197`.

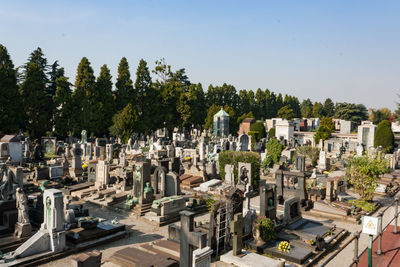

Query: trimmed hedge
374;120;394;152
250;121;266;140
219;150;261;188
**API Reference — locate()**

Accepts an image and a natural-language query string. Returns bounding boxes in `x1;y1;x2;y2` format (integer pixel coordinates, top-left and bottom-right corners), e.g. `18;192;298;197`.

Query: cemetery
0;6;399;265
0;112;400;267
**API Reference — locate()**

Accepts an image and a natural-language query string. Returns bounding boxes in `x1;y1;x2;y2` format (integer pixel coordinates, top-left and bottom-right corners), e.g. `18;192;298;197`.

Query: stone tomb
275;170;308;205
145;196;186;226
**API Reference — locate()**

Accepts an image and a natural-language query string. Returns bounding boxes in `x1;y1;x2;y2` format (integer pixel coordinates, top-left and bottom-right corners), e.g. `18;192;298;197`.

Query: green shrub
315;117;335;144
348;199;376;212
265;139;284;164
374;120;394;152
268;128;276;140
255;216;275;241
250;121;266;140
219;151;261;188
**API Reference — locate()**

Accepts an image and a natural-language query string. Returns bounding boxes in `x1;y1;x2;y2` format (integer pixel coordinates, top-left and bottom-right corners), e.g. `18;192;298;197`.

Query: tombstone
260;180;277;221
153;166;167;197
318;151;327;171
275;170;307;204
171;157;181;174
95;160;109;188
119;149;127;167
81;130;87;144
237;162;251;188
165;172;181;196
295;156;305;172
49;166;64;180
224;164;235;186
13;189;66;258
238;134;249;151
283;197;301;226
230;213;244;256
87;163;97;182
168;211;211;267
133;162;151;204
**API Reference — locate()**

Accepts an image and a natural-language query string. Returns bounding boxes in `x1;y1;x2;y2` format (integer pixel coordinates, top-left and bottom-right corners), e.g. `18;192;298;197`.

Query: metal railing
319;197;399;267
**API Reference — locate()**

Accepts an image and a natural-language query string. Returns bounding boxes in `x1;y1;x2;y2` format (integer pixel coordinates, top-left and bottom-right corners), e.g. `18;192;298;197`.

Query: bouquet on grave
278;241;291;253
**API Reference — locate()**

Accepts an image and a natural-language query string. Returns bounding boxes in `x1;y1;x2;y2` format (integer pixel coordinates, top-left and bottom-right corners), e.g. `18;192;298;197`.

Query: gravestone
295;156;305;172
275;170;307;204
153;166;167;197
95;160;109;189
87;163;96;182
165;172;181;196
13;189;66;258
237;162;251;188
106;144;113;161
49;166;63;180
283;197;301;226
168;211;210;267
230;213;244;256
239;134;249;151
224;164;235;186
318;151;327;171
260;180;277;221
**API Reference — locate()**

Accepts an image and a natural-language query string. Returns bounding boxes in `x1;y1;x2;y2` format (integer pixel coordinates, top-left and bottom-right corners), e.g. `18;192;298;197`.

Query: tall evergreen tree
0;44;24;134
91;64;114;136
53;76;73;137
135;59;157;133
20;62;49;137
72;57;96;135
115;57;134;110
300;98;313;118
323;98;335;117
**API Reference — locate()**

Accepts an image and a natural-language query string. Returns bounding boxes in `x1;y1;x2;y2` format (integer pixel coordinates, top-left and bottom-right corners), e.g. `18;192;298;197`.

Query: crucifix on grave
168;211;212;267
230;213;244;256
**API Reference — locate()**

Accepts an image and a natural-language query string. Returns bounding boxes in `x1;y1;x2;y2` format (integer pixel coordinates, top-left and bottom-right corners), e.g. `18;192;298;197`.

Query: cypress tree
53;76;73;137
115;57;134;111
72;57;96;135
0;44;24;134
374;120;394;152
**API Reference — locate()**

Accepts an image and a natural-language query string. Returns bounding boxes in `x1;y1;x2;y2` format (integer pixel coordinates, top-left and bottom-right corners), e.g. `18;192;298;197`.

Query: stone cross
168;211;207;267
230;213;244;256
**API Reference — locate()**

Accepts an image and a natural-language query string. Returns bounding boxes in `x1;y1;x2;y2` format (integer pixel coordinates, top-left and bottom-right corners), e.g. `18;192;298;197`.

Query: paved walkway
357;225;400;267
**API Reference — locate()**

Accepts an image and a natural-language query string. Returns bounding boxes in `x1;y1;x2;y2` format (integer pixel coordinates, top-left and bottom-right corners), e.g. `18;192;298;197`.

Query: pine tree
134;59;156;133
20;62;49;137
53;76;73;137
109;103;138;143
72;57;96;135
0;44;24;134
323;98;335;117
92;64;114;136
115;57;134;111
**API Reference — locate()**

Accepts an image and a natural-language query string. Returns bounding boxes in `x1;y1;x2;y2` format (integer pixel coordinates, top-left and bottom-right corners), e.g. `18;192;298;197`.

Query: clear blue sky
1;0;399;110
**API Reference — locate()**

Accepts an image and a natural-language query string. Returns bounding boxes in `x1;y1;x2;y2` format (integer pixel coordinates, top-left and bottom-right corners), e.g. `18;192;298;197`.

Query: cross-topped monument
168;210;211;266
230;213;244;256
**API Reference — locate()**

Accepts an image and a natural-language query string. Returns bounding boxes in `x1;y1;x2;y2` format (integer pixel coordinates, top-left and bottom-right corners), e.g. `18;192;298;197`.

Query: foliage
374;120;394;152
218;151;261;188
346;154;388;201
206;197;215;212
334;102;368;124
268;128;276;140
312;102;324;118
277;105;295;120
300;98;313;118
250;121;266;140
255;216;275;241
109;103;138;143
237;111;254;124
296;145;320;166
0;44;24;134
115;57;134;111
348;199;376;212
315;117;335;144
369;108;391;125
265;139;285;164
323;98;335;117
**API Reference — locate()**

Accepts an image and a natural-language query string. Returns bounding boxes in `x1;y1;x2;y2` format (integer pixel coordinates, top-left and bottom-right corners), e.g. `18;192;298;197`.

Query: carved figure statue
16;188;29;224
0;164;16;200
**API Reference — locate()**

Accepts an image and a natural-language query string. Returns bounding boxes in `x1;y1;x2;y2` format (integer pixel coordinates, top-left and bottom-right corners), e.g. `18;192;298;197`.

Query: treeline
0;44;369;141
